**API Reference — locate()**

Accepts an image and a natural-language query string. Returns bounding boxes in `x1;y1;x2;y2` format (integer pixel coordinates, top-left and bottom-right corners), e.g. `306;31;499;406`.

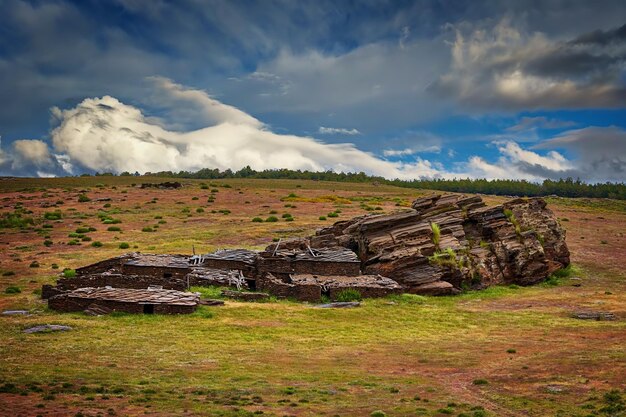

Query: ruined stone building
43;194;569;314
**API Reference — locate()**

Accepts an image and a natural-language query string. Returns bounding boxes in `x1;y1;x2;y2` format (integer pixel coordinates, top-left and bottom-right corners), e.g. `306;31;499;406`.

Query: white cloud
12;139;52;168
507;116;577;132
383;145;441;157
318;126;361;135
47;79;447;180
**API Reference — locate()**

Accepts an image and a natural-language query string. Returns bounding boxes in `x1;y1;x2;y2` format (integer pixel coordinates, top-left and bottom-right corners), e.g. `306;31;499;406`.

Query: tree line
112;167;626;200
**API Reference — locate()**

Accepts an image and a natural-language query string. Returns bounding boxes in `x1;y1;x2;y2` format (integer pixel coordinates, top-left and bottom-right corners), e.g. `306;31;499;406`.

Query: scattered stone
545;385;567;393
221;290;270;301
23;324;72;334
315;302;361;308
200;299;225;306
2;310;29;316
572;311;616;321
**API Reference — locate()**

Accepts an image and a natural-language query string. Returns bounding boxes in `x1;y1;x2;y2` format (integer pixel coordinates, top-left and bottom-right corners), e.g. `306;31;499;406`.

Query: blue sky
1;0;625;182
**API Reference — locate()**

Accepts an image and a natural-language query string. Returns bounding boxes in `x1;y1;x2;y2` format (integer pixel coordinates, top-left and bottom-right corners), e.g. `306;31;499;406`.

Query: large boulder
311;194;569;294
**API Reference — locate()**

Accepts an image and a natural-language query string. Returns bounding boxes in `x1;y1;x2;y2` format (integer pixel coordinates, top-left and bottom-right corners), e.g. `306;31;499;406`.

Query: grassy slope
0;177;624;417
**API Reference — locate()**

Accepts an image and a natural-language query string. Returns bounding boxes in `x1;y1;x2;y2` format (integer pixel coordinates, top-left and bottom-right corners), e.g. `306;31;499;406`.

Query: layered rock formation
309;194;569;295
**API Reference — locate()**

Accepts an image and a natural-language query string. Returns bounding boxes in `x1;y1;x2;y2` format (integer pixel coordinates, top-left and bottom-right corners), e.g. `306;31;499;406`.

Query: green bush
118;242;130;249
335;288;362;302
196;208;204;213
43;239;53;247
319;216;327;220
68;239;80;245
141;227;154;232
43;210;62;220
327;212;339;218
265;216;279;222
5;286;21;294
63;269;76;278
0;210;34;229
81;236;92;242
252;217;263;222
75;227;91;234
370;411;386;417
107;226;121;232
29;261;40;268
2;271;15;276
472;379;489;385
282;213;292;218
91;241;103;247
430;222;441;247
77;194;91;202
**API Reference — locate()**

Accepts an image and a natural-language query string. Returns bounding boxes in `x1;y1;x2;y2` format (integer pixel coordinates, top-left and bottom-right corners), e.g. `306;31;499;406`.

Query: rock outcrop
310;194;569;295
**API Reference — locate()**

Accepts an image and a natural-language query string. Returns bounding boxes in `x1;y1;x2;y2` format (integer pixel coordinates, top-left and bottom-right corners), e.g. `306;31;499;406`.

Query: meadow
0;177;624;417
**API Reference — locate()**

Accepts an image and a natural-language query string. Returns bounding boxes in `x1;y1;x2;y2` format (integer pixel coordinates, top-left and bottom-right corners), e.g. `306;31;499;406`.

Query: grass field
1;177;625;416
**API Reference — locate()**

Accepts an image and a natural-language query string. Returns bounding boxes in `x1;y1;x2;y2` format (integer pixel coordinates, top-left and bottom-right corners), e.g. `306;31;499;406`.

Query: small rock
315;302;361;308
200;299;225;306
221;290;270;301
545;385;567;393
23;324;73;334
2;310;29;316
571;311;616;321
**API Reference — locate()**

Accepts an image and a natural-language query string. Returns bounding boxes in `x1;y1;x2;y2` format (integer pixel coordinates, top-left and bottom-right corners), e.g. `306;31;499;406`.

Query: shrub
327;212;339;218
154;216;162;219
472;379;489;385
51;264;59;269
29;261;40;268
2;271;15;276
77;194;91;202
265;216;278;222
285;217;294;222
507;348;517;354
107;226;121;232
158;220;167;224
91;241;103;247
75;227;90;234
252;217;263;222
5;286;21;294
81;236;92;242
68;239;80;245
44;210;62;220
200;184;209;190
63;269;76;278
319;216;327;220
118;242;130;249
335;288;362;302
0;210;34;229
196;208;204;213
430;222;441;247
141;227;154;232
370;411;386;417
192;196;199;200
43;239;53;247
269;210;278;214
282;213;292;218
211;189;219;193
42;224;54;229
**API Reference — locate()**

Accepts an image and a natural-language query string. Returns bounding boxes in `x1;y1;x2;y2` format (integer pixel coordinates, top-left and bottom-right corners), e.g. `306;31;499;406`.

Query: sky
1;0;625;182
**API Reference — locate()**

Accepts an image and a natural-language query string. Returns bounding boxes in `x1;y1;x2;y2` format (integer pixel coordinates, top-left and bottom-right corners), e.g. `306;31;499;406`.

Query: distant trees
77;166;626;200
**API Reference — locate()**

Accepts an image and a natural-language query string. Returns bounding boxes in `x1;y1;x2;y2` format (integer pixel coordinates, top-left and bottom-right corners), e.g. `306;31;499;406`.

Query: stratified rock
311;194;569;294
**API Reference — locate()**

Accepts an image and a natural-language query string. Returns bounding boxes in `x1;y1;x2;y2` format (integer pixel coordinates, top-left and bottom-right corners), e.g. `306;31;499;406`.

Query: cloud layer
1;78;624;183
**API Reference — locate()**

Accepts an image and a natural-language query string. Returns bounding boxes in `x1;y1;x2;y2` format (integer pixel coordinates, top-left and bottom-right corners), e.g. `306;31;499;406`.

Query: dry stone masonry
43;194;569;313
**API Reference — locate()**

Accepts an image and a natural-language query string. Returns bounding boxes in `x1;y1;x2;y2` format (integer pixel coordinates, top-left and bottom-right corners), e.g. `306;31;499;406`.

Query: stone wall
256;273;321;302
